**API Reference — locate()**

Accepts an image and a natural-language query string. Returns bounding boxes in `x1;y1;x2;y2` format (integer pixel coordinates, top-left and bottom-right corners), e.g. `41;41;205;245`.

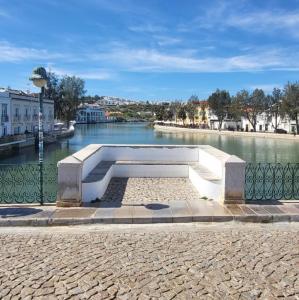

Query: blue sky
0;0;298;101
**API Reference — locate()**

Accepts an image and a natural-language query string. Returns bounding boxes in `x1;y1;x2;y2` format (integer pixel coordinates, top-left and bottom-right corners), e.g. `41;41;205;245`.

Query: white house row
178;102;297;133
209;114;297;133
0;88;54;138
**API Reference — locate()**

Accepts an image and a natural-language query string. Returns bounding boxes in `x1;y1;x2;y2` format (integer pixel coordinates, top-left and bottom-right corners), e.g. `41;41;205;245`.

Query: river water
1;122;299;164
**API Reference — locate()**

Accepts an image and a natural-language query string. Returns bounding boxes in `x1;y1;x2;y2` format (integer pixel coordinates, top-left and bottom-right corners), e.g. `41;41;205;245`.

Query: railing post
56;156;82;207
223;156;246;204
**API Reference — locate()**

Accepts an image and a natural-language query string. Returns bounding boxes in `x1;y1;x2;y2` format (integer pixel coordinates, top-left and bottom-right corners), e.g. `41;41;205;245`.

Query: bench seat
82;161;115;183
189;163;221;182
83;160;220;184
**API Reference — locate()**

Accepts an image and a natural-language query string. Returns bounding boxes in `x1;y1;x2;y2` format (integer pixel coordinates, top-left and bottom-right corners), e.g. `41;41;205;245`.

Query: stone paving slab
0;202;299;226
0;223;298;299
51;208;96;219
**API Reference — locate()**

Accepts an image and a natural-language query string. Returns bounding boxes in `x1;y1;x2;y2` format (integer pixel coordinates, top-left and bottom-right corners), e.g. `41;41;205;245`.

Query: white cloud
227;11;299;37
154;36;181;46
95;46;299;73
179;2;299;39
48;66;113;80
129;23;166;33
0;41;64;62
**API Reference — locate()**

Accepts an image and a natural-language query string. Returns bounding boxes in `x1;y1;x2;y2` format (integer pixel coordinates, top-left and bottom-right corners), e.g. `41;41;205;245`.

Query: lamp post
30;67;48;205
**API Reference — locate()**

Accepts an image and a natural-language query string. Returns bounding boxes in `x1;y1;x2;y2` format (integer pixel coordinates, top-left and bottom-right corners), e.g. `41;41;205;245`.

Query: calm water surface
1;123;299;164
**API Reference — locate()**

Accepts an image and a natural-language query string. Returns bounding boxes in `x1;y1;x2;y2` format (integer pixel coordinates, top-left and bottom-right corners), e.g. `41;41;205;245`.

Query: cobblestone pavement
100;178;202;204
0;223;298;299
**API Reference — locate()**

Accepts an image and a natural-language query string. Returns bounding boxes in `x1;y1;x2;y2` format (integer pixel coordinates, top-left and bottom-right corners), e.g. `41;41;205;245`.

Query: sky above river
0;0;298;100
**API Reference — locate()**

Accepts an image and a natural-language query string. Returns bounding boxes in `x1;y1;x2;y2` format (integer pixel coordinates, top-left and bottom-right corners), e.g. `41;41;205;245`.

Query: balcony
1;115;9;123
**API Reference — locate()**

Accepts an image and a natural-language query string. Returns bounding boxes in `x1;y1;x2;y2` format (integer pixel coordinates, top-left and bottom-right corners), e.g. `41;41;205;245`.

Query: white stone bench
57;145;246;206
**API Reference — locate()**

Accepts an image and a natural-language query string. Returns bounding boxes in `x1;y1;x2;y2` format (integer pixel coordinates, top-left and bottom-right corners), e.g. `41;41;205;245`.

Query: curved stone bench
57;145;246;206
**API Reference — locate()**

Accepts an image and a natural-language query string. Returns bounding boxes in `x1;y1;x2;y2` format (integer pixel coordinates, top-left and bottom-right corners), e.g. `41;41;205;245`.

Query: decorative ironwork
0;163;57;204
245;163;299;201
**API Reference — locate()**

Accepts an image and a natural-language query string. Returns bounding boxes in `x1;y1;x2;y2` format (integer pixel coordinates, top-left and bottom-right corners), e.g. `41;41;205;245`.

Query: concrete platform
0;201;298;226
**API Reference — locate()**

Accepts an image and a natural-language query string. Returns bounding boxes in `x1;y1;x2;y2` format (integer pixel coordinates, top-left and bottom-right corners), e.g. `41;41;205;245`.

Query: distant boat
53;122;67;132
53;121;75;139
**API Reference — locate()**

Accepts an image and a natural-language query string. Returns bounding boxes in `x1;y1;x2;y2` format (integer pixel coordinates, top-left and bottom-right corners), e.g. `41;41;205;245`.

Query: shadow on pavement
0;207;43;218
144;203;169;210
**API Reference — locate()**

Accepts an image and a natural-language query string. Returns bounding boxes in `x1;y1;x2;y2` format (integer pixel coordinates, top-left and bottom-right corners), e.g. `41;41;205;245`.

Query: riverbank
0;129;74;157
154;124;299;141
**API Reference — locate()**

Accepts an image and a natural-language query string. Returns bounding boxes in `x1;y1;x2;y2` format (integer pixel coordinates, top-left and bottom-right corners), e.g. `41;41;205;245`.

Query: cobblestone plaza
100;178;202;204
0;223;298;299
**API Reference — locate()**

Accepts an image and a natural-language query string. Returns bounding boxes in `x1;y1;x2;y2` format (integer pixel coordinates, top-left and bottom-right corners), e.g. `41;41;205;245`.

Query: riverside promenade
154;124;299;141
0;197;299;226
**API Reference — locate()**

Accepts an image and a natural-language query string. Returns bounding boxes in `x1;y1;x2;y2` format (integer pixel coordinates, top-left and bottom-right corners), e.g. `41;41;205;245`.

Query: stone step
190;163;221;181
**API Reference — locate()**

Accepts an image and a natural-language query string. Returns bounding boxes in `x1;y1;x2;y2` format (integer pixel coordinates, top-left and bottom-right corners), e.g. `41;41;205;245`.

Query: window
2;126;7;136
1;104;8;116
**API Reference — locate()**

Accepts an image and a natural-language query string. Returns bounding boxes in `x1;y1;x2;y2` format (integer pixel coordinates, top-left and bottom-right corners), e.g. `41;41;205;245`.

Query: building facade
76;103;106;124
0;89;54;137
175;101;296;133
0;90;11;137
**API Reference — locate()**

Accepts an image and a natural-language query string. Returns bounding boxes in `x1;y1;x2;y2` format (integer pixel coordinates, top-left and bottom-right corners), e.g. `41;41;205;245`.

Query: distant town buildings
96;96;141;106
76;103;106;124
177;101;297;133
0;88;54;138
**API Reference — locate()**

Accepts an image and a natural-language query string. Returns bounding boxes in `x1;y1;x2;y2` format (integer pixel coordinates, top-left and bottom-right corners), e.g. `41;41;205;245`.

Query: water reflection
0;123;298;164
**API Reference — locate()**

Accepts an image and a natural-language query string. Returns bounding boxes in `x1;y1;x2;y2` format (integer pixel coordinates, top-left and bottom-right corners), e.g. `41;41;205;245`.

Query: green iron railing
245;163;299;201
0;163;57;204
1;162;298;204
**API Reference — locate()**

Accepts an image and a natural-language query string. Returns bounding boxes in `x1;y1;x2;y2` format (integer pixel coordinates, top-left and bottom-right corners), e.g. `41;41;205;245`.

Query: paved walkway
0;223;298;299
0;177;299;226
154;124;299;141
0;200;298;226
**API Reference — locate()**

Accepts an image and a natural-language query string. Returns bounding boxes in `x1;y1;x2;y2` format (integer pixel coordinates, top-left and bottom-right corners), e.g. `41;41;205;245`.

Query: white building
0;88;54;137
241;113;297;133
0;90;11;137
76;103;106;124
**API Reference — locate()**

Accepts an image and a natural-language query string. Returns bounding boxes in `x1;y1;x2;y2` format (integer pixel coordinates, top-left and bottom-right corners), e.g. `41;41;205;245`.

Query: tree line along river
0;122;299;164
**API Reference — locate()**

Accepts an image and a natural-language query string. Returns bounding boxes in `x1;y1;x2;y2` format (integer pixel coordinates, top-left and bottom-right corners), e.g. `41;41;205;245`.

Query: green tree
267;88;283;131
282;82;299;133
207;89;231;130
170;101;182;123
236;89;266;132
154;105;166;121
44;72;60;118
229;95;242;122
165;109;174;121
178;106;187;125
57;76;85;126
186;98;197;125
